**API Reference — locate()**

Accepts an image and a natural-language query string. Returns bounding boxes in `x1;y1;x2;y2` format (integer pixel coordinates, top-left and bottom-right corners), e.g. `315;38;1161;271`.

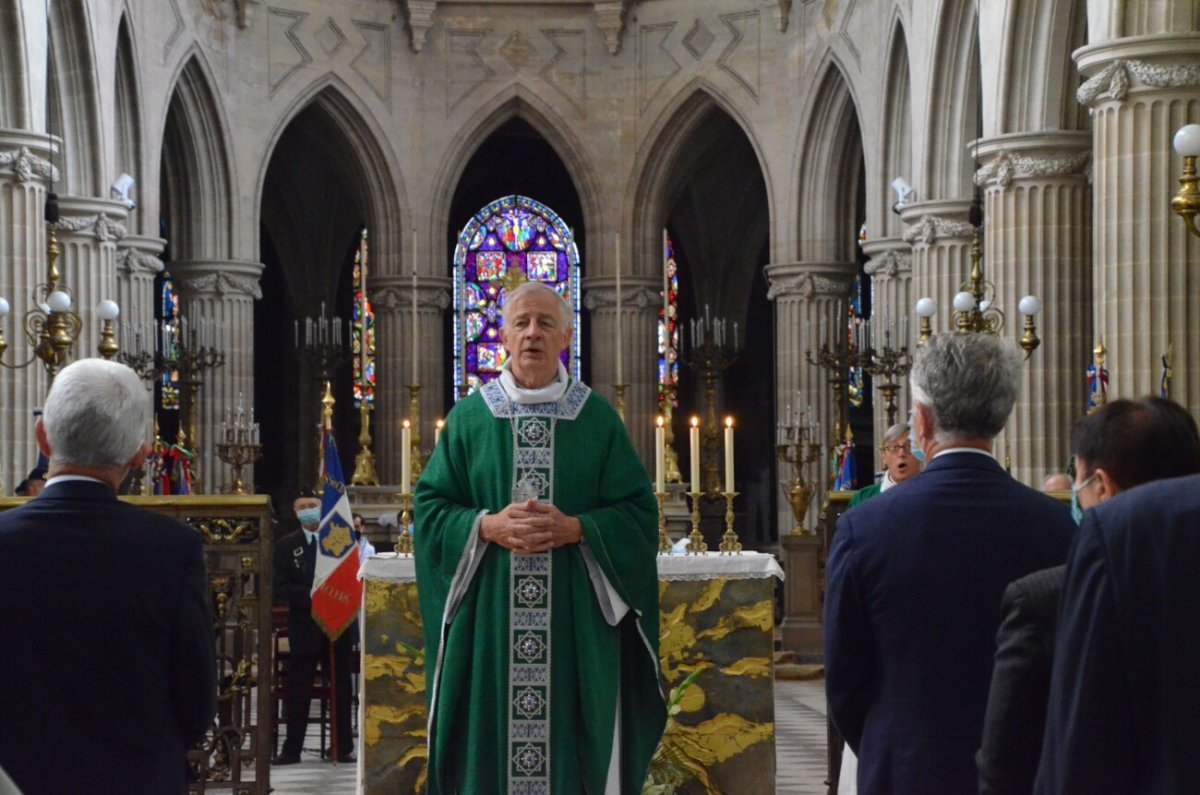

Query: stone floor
269;678;831;794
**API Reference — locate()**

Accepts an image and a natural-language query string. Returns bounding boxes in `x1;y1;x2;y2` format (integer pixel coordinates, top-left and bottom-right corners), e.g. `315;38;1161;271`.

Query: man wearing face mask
824;332;1075;794
972;398;1200;794
273;486;356;765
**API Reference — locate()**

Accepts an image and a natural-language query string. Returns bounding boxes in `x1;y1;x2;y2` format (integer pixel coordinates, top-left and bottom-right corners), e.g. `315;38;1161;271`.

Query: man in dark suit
979;397;1200;794
0;359;217;794
1035;475;1200;788
272;487;355;764
824;332;1074;794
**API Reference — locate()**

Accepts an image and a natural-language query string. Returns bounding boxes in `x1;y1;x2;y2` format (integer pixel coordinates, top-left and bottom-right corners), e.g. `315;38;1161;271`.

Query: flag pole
329;640;339;763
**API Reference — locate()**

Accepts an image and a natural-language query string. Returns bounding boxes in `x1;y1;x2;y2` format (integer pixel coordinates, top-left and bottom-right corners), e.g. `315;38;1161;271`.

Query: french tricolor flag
310;432;362;640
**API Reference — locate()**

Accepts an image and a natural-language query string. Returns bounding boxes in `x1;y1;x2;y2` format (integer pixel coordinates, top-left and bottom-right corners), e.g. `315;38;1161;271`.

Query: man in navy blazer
1036;471;1200;792
824;332;1074;793
0;359;216;794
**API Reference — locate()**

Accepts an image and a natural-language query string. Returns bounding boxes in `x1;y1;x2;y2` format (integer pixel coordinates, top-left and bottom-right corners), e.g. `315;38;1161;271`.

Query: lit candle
724;416;735;493
615;232;623;384
401;420;412;494
411;234;419;386
689;416;701;493
655;416;665;493
435;418;444;446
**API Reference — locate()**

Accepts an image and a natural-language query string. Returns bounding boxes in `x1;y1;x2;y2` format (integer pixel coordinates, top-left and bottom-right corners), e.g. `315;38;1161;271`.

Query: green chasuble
847;482;881;509
414;378;667;795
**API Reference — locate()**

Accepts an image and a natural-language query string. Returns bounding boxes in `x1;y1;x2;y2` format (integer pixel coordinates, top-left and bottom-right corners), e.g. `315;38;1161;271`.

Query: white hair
910;332;1021;444
42;359;149;471
502;281;573;331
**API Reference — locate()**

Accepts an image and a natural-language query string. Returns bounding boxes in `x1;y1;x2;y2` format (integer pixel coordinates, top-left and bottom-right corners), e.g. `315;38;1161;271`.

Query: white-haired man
414;280;665;794
0;359;216;793
847;422;921;510
824;332;1074;794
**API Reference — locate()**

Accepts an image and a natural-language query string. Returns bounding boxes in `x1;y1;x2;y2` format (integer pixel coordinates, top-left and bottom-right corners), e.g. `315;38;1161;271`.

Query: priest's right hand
480;500;556;554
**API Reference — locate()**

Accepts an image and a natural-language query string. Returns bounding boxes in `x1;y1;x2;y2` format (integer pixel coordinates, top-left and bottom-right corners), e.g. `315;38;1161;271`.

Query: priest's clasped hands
480;499;584;553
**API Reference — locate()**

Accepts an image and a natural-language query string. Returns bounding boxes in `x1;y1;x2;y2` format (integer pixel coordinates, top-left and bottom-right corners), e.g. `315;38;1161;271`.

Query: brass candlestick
97;317;118;360
351;399;379;486
719;491;742;555
776;420;822;534
660;383;684;483
216;437;262;495
685;490;706;554
395;492;414;555
614;384;626;424
656;491;670;554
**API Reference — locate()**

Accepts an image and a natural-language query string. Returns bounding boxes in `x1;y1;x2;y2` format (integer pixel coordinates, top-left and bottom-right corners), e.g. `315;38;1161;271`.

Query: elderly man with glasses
847;423;922;510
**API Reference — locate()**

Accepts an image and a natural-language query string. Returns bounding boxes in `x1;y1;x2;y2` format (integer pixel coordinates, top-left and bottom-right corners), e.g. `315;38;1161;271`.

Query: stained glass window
160;270;181;410
452;195;581;398
352;228;375;407
658;230;680;407
848;275;864;409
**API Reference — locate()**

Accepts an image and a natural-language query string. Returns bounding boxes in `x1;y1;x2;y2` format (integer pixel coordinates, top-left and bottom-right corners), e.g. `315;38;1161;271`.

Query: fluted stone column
53;196;129;362
0;132;55;495
171;260;264;493
372;276;451;484
115;236;165;444
1076;32;1200;412
765;262;856;534
862;239;914;464
902;199;976;337
975;132;1093;484
583;277;660;462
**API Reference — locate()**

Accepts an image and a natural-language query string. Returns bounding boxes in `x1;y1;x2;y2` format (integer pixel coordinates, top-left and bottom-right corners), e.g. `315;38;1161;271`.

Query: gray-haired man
824;332;1074;794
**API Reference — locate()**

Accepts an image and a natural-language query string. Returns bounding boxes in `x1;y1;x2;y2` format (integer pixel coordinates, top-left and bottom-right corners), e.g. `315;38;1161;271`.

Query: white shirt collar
44;474;109;488
932;447;993;460
302;528;317;545
498;359;570;404
879;471;898;492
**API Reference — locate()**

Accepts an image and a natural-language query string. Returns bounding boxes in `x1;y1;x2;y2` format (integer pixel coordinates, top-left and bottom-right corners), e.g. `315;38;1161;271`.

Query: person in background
1039;473;1072;492
979;397;1200;794
847;422;921;510
0;359;216;793
352;513;376;559
14;467;46;497
273;486;355;765
824;332;1074;793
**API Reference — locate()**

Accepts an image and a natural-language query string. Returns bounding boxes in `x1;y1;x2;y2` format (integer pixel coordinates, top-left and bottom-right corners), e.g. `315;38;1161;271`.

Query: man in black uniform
273;486;355;764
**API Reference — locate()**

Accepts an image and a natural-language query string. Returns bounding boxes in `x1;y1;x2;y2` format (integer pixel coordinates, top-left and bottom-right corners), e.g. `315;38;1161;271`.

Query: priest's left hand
520;502;583;553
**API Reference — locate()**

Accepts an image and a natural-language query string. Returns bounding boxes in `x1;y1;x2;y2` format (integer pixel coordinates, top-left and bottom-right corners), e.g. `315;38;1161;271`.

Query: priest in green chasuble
414;281;667;794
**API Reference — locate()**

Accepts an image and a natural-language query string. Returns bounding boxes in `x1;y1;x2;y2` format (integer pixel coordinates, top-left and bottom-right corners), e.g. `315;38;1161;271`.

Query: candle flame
690;416;700;428
656;415;664;428
403;419;411;429
436;419;445;429
725;416;734;428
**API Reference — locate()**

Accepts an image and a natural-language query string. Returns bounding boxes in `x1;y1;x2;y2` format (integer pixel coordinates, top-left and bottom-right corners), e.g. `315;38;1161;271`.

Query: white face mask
296;507;321;526
908;410;926;463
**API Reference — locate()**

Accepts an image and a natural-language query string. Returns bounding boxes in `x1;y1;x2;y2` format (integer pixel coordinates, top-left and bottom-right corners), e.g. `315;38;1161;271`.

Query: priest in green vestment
846;421;921;509
414;281;666;794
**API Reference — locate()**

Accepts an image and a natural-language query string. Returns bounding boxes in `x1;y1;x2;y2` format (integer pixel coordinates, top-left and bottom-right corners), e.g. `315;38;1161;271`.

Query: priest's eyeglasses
882;442;912;454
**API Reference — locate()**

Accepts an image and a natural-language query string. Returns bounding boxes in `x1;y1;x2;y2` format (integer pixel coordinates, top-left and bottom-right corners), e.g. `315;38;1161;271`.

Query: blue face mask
296;507;321;527
1069;473;1097;525
908;412;926;464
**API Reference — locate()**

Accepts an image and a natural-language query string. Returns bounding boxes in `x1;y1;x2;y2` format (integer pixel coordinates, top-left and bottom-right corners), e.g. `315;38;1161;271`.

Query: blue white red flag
310;432;362;640
833;440;856;491
1086;363;1108;414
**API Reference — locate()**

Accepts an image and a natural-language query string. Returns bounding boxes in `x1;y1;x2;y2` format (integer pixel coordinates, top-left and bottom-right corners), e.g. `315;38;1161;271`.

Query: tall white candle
434;418;444;447
411;233;419;385
615;232;623;384
655;416;666;493
689;416;701;493
401;420;412;494
724;416;735;493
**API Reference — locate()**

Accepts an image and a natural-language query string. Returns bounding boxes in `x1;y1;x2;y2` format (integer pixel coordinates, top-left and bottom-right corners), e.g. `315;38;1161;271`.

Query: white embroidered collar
498;359;570;405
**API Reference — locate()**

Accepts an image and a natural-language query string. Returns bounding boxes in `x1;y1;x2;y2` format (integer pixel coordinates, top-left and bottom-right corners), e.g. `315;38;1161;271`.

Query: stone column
171;260;264;493
1076;34;1200;411
862;239;914;463
372;275;451;484
0;133;55;494
115;236;166;445
901;199;976;338
765;261;855;535
53;196;129;362
583;277;660;463
975;132;1093;484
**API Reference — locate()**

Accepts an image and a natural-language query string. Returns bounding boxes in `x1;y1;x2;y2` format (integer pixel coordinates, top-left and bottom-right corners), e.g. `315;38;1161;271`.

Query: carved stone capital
117;246;165;275
974;149;1092;189
172;261;265;300
54;213;128;242
764;263;855;302
593;0;630;55
1078;58;1200;106
901;215;975;246
0;146;59;185
863;249;912;278
373;286;451;311
583;286;658;310
401;0;437;53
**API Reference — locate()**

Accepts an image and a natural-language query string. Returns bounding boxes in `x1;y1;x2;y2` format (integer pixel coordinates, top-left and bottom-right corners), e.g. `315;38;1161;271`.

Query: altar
359;551;784;794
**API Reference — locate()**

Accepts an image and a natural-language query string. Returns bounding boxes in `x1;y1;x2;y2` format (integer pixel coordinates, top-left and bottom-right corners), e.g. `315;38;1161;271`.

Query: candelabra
298;309;348;487
683;340;738;496
776;418;822;534
216;395;261;495
913;202;1042;359
1172;124;1200;238
862;334;912;427
805;342;864;445
177;331;225;470
350;398;380;486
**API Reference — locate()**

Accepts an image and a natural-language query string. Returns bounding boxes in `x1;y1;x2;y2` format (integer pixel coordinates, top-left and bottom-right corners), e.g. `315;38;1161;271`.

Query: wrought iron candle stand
776;420;822;534
683;341;738;496
862;335;912;427
805;342;865;444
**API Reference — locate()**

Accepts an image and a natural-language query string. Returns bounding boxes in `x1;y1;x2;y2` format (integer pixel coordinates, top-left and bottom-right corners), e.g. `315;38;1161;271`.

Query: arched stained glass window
658;230;679;407
159;270;181;411
452;195;581;399
352;228;375;407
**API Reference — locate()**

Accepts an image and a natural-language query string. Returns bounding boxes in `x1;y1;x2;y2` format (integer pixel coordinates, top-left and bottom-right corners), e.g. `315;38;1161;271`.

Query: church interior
2;0;1199;791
